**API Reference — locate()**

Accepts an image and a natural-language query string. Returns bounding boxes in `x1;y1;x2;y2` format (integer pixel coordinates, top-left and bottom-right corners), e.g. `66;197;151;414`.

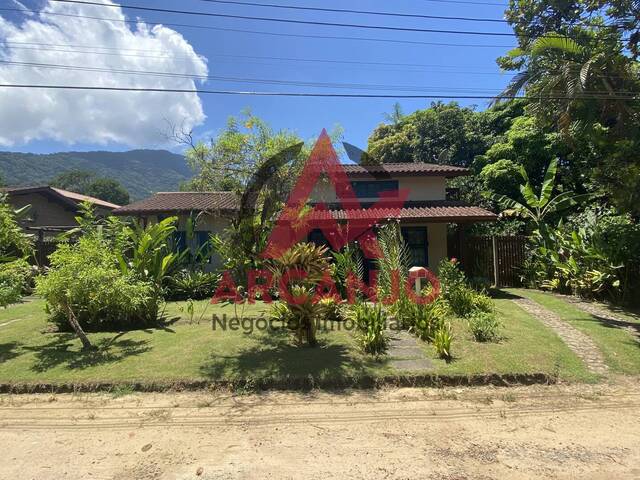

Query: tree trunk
65;304;93;350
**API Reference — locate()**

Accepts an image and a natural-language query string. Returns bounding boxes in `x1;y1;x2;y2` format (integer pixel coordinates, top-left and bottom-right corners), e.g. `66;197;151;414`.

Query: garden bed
0;296;596;392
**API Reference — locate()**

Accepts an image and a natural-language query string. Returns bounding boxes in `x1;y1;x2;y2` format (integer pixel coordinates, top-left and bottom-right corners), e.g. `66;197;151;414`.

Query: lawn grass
0;296;594;388
510;289;640;375
421;298;595;382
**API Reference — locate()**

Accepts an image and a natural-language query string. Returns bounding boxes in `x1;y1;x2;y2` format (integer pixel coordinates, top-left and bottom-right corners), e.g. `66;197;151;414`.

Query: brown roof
113;192;240;215
3;186;120;209
303;201;496;223
342;162;468;178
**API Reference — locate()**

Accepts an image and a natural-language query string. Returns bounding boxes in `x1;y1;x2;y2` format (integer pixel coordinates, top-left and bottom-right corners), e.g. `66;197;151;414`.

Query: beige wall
310;175;447;203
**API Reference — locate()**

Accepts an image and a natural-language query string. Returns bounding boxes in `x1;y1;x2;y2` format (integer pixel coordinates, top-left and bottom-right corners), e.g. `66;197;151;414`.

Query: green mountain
0;150;192;201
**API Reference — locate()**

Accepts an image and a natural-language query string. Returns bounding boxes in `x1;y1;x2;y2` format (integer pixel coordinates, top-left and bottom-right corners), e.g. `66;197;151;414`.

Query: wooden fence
448;234;528;287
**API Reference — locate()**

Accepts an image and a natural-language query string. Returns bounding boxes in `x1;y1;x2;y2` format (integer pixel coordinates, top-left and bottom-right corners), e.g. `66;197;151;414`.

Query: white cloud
0;0;208;146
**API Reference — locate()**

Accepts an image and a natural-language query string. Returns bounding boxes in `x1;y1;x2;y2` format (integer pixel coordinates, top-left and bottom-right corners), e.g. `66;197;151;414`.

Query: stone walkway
387;328;433;372
512;297;609;375
553;294;640;343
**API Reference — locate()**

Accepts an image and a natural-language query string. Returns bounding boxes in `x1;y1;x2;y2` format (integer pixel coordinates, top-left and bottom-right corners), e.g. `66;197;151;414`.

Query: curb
0;372;556;394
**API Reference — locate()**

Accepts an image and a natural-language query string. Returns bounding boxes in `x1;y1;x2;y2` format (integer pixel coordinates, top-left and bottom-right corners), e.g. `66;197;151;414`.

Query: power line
0;7;513;48
189;0;510;24
47;0;518;37
47;0;623;37
0;84;636;100
190;0;621;31
0;60;512;92
0;43;508;74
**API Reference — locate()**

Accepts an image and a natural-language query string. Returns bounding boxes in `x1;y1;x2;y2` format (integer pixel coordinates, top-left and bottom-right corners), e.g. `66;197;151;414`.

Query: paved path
512;297;609;375
553;294;640;343
387;328;433;372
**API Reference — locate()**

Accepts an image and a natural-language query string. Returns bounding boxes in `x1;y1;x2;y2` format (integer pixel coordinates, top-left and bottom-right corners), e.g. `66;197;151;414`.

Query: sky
0;0;517;154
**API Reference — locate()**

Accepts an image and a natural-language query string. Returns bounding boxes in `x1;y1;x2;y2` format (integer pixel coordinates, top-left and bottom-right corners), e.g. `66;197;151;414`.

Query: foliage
0;193;32;261
496;2;640;216
117;217;181;288
51;169;130;205
332;243;364;298
36;236;156;331
84;178;130;205
468;311;502;343
346;302;389;355
491;158;589;229
525;208;640;302
268;243;334;346
166;270;219;301
375;222;411;302
438;259;494;317
480;159;523;201
433;323;453;360
367;101;521;167
0;259;33;308
404;298;449;342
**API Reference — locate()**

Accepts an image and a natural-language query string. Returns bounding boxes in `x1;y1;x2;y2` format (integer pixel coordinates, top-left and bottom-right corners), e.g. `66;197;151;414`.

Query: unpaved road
1;381;640;480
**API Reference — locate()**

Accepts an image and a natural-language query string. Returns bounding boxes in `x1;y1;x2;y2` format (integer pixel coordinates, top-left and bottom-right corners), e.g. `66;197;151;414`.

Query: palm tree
494;33;639;130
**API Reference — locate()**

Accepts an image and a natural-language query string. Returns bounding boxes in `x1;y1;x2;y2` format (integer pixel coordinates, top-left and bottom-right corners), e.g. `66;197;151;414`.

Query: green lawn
0;295;596;387
510;289;640;375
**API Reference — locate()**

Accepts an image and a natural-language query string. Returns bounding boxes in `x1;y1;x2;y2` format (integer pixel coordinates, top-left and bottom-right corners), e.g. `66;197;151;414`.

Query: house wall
9;192;77;228
310;176;447;203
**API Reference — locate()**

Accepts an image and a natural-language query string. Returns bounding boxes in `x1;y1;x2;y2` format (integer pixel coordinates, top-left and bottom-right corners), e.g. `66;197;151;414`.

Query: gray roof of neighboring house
112;191;240;216
2;185;121;209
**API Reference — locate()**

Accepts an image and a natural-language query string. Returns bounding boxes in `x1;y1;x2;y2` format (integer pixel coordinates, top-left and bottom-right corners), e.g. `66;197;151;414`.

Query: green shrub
401;298;449;342
468;311;502;342
166;270;218;301
433;323;453;360
36;237;156;331
347;302;388;355
0;259;33;307
438;258;495;317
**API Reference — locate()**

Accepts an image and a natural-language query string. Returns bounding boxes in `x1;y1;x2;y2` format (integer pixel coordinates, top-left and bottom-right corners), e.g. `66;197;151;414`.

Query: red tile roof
303;201;496;223
342;162;468;178
3;186;120;209
113;191;240;215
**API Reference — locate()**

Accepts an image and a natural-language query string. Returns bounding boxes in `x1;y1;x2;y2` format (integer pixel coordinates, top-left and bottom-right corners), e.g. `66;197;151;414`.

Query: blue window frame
401;226;429;268
351;180;399;198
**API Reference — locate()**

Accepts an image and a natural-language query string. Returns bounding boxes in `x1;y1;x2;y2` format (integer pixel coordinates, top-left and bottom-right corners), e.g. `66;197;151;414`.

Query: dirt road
1;381;639;479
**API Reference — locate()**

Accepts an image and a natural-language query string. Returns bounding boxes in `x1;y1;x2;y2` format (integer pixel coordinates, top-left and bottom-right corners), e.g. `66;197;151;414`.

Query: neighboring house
112;192;240;270
2;185;120;236
114;163;496;274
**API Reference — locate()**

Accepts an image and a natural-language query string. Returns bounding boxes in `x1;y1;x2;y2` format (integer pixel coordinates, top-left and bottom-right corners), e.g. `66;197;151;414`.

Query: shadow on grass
200;329;370;381
0;342;24;363
490;289;524;300
25;334;151;373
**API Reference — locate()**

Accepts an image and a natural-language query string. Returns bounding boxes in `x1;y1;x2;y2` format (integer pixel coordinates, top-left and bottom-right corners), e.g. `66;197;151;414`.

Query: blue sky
0;0;516;154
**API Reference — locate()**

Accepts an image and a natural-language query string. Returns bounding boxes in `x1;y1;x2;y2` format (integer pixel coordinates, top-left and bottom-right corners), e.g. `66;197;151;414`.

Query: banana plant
492;158;590;230
117;217;182;286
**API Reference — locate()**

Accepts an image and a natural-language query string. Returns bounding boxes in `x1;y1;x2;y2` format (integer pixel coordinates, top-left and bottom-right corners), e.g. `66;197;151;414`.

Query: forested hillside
0;150;192;200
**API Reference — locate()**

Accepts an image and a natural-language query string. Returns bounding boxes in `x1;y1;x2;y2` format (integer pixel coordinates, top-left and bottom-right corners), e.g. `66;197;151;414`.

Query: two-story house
112;162;496;272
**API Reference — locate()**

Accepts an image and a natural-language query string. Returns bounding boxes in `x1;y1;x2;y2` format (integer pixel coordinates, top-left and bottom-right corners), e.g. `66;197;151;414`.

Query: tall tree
51;170;130;205
366;101;525;167
495;1;640;216
85;178;130;205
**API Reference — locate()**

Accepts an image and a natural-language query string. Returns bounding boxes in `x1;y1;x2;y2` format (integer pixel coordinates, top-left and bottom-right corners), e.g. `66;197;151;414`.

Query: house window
401;227;429;268
351;180;399;198
308;229;330;248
